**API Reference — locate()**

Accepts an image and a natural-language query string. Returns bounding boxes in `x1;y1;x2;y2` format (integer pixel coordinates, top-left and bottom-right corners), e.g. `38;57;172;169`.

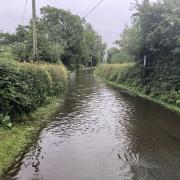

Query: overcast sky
0;0;136;47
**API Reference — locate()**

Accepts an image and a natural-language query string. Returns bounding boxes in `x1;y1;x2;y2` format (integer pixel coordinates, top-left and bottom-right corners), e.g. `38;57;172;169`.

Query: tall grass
95;63;134;81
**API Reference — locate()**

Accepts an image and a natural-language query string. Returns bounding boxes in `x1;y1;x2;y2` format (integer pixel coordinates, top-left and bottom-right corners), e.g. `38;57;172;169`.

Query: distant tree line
0;6;106;69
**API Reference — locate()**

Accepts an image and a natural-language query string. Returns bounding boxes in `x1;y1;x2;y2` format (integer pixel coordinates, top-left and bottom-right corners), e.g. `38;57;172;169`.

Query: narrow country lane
10;70;180;180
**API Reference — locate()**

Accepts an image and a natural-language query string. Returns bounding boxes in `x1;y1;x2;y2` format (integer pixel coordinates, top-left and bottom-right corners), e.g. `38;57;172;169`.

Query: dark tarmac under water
9;70;180;180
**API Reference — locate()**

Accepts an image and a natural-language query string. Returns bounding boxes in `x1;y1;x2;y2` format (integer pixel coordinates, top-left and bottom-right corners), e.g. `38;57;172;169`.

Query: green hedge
0;60;67;122
95;63;180;110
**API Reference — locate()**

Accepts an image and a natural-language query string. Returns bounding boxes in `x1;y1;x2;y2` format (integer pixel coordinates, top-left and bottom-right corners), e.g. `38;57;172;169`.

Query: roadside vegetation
97;0;180;112
0;56;68;175
96;63;180;113
0;6;106;69
0;59;67;125
0;5;106;175
0;97;62;175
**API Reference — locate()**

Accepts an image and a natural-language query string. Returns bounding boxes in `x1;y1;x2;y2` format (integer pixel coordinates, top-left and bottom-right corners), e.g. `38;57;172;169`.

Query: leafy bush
96;64;180;109
0;46;13;60
0;114;12;129
95;63;134;81
107;48;134;64
0;60;67;123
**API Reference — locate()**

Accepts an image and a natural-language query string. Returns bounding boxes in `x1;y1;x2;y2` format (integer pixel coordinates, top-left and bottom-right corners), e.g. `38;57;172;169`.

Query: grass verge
104;80;180;114
95;63;180;114
0;96;63;176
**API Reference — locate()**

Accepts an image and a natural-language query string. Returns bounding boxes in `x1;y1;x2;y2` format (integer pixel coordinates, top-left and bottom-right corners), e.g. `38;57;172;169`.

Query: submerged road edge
0;96;64;178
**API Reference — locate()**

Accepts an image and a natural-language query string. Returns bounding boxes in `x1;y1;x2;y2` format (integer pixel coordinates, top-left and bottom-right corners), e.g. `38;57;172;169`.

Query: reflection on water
9;70;180;180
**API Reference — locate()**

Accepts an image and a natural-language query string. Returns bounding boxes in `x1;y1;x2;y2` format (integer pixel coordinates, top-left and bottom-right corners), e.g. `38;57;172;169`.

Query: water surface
11;70;180;180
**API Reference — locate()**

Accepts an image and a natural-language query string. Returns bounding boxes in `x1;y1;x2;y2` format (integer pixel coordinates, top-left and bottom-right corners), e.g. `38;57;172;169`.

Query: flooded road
11;70;180;180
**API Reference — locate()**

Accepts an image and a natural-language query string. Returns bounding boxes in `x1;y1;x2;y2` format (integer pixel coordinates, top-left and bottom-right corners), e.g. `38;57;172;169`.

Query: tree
132;0;180;65
40;6;85;67
2;6;106;68
83;23;105;66
115;25;140;59
107;47;134;64
11;25;32;61
0;32;16;46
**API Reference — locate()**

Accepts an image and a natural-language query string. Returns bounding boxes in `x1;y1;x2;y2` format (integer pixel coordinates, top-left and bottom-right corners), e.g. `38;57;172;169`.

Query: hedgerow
96;64;180;110
0;60;67;124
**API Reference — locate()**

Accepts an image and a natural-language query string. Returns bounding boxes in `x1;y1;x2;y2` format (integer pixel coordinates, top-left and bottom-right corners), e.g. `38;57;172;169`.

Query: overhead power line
81;0;99;15
83;0;104;19
48;0;59;7
53;0;60;6
21;0;28;24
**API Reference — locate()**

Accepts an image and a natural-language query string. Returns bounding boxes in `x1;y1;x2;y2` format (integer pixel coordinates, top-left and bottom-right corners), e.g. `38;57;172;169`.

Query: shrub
0;60;67;123
95;63;180;110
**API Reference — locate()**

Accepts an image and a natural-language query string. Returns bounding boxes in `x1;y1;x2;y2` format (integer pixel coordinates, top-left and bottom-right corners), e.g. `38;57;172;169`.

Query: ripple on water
10;71;180;180
117;151;140;165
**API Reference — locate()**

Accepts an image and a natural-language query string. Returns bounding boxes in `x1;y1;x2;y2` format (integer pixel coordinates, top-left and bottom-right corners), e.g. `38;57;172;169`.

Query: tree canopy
0;6;106;69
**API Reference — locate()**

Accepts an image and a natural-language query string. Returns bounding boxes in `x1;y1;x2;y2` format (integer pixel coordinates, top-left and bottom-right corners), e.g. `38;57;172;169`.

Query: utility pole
32;0;38;60
91;57;93;70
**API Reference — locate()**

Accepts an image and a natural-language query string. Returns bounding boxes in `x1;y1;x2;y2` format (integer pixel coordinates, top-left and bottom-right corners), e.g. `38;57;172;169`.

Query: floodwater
9;70;180;180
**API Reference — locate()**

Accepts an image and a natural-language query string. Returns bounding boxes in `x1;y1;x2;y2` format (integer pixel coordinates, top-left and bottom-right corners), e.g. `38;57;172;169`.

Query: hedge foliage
96;63;180;109
0;60;67;122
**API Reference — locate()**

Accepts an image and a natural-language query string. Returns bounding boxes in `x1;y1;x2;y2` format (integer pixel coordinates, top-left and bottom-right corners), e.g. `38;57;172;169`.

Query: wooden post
32;0;38;60
144;55;147;67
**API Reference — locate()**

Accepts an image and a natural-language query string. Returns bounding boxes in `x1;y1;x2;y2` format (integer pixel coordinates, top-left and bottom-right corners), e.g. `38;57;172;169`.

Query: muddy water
11;70;180;180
